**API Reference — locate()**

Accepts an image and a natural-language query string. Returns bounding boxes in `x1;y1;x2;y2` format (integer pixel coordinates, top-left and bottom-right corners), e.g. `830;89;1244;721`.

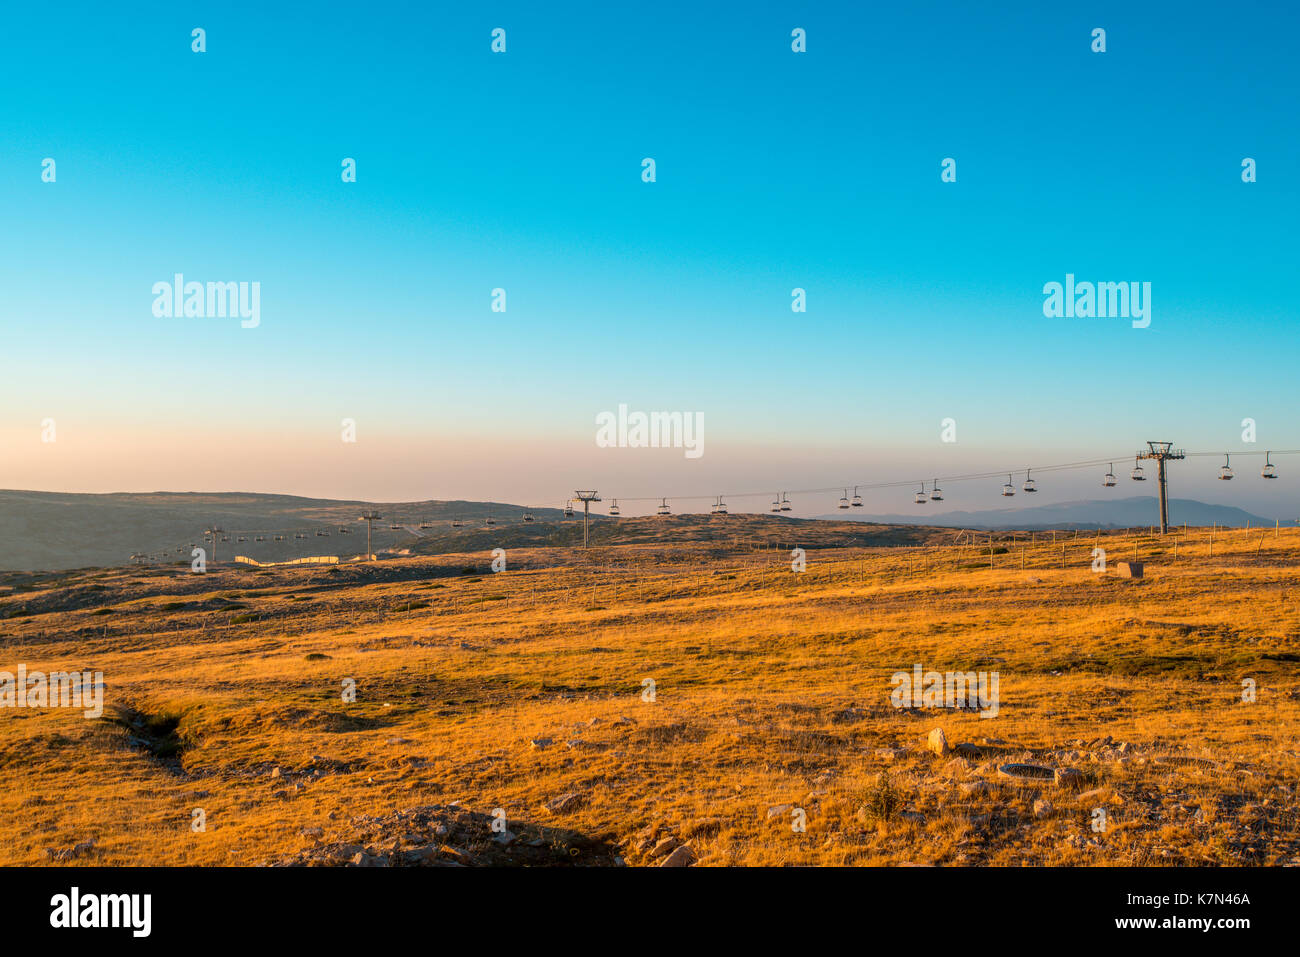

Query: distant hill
816;496;1281;530
0;490;955;571
0;491;563;571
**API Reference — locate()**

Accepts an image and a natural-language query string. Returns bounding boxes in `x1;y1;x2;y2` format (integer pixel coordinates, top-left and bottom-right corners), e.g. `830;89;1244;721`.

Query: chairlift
780;493;792;512
930;480;943;502
1262;452;1278;480
657;498;670;516
1001;474;1015;497
237;536;247;542
339;527;350;534
1022;469;1037;493
1218;454;1234;481
522;512;535;523
255;536;264;542
274;535;284;542
914;483;927;505
389;521;401;530
608;499;621;516
851;486;863;508
485;516;496;526
1130;457;1146;482
321;530;330;537
838;489;850;510
418;519;433;529
563;501;575;518
220;536;230;542
715;496;728;516
770;494;782;513
295;533;306;540
451;518;464;528
1103;463;1117;487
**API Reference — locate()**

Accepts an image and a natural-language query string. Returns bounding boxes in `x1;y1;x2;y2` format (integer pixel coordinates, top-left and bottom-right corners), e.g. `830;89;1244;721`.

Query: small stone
659;845;696;867
766;803;794;821
545;792;585;813
649;837;679;858
927;728;950;757
492;830;516;846
1054;768;1086;790
530;737;553;749
1033;799;1054;818
300;826;324;839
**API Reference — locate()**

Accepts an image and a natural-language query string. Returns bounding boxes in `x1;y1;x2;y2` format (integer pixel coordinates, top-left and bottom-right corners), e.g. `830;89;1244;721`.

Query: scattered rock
765;803;794;821
649;837;679;858
659;845;696;867
1054;768;1087;790
530;738;553;749
1033;799;1054;819
927;728;950;757
545;792;585;814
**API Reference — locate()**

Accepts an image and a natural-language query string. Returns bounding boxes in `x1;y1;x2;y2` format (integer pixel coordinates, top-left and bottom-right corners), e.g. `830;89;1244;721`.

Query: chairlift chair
451;518;464;528
1262;452;1278;480
1219;454;1234;481
780;493;792;512
770;495;782;513
1130;457;1146;482
485;516;495;526
563;502;574;518
237;536;247;542
838;489;850;510
608;499;621;516
851;486;863;508
522;512;534;523
255;536;264;542
716;496;728;515
1001;474;1015;497
930;480;943;502
274;535;284;542
1022;469;1037;493
914;483;927;505
657;498;670;516
1103;464;1117;487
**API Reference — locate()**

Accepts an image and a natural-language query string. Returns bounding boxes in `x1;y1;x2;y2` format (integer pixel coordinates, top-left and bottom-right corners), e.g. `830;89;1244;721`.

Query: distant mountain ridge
817;496;1281;530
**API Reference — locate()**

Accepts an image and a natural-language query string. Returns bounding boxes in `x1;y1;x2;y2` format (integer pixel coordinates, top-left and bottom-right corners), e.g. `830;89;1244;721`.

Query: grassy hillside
2;524;1297;866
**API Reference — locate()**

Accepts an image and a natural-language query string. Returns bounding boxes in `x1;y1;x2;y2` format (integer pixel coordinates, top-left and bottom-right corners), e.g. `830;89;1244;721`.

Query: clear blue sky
2;1;1297;514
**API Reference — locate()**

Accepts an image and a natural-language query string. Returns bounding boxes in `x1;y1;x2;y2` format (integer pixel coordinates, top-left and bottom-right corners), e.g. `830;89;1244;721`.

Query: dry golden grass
2;524;1298;866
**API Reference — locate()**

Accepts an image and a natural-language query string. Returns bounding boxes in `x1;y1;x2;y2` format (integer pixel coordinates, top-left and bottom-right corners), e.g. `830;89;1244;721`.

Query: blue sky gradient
2;1;1297;514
